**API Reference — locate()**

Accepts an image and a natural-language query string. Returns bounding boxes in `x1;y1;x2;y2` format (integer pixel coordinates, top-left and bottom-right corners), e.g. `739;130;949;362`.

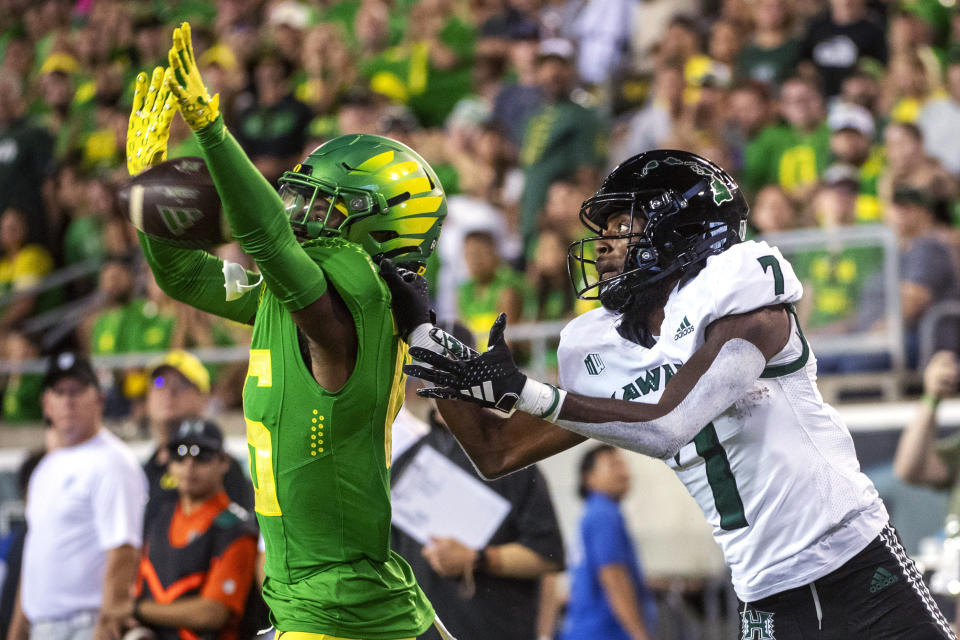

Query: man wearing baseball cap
127;418;258;640
8;352;147;640
143;350;253;512
827;102;883;222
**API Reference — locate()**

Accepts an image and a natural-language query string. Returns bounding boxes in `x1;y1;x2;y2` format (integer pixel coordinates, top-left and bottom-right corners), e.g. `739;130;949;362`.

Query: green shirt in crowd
519;100;604;252
743;122;831;196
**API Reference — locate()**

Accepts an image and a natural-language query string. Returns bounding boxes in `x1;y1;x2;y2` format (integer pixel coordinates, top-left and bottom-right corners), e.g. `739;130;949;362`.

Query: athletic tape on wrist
517;378;567;422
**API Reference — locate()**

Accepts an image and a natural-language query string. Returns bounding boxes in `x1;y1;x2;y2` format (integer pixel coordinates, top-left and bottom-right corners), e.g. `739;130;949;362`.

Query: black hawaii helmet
568;149;749;313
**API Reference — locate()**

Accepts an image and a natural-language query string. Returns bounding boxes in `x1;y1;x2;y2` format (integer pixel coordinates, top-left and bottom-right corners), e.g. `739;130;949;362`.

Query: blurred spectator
880;51;934;124
894;351;960;493
0;330;43;423
126;419;258;640
751;184;799;235
518;39;604;253
919;53;960;176
797;0;887;98
479;0;540;46
0;73;54;246
526;227;576;322
233;52;312;184
703;19;741;87
142;350;254;512
744;75;830;197
563;0;633;88
0;449;43;639
7;352;147;640
655;15;704;73
826;102;883;222
723;81;774;173
491;30;545;146
610;65;685;168
629;0;699;73
893;349;960;630
390;375;565;640
459;229;527;348
33;53;88;161
790;165;884;333
562;444;657;640
736;0;801;86
363;0;477;128
0;206;56;333
297;23;356;116
838;186;960;370
840;67;883;116
878;121;956;207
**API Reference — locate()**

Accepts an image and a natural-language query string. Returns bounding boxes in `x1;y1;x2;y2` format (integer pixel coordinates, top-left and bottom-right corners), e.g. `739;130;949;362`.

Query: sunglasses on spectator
169;444;219;462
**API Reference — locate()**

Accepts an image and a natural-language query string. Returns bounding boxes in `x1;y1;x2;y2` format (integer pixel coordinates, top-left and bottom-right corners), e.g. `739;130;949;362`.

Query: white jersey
557;240;888;602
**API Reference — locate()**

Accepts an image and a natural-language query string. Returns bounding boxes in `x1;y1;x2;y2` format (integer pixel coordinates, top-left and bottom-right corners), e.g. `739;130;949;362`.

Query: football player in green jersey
126;24;456;640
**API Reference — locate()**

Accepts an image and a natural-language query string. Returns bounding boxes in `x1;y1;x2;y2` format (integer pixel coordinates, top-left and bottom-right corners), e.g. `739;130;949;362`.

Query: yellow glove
166;22;220;131
126;66;176;177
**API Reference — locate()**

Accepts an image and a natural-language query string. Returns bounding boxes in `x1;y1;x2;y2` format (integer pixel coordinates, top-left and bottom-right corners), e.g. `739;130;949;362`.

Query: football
117;157;230;248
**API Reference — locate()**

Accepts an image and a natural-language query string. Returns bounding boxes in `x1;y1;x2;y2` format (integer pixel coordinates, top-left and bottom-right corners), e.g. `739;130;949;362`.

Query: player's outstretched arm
164;23;356;367
164;23;325;312
138;233;260;324
126;63;261;324
407;306;791;464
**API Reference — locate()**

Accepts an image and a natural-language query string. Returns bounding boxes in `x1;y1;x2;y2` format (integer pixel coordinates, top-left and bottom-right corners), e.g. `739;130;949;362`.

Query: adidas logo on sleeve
674;316;695;340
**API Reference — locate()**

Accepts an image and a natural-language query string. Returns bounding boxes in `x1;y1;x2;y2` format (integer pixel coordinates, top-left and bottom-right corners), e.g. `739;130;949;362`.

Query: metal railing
760;225;906;372
0;228;909;385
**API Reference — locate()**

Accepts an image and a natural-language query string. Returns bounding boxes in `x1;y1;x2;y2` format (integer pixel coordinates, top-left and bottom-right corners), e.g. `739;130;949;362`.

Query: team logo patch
869;567;897;593
674;316;695;340
638;157;737;206
741;609;775;639
584;353;605;375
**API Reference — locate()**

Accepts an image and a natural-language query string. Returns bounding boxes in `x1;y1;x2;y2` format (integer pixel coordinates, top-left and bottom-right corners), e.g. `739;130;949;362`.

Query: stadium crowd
4;0;960;636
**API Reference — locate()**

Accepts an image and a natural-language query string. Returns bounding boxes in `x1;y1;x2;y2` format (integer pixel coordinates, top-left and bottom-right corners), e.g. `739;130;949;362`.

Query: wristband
516;378;567;422
923;394;941;410
407;323;436;351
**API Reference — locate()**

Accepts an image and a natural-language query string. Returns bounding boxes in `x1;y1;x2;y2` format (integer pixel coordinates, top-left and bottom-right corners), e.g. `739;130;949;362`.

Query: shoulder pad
683;241;802;326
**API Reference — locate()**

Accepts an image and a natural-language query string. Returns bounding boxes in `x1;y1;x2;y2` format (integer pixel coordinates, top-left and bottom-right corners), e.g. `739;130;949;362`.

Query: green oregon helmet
277;134;447;269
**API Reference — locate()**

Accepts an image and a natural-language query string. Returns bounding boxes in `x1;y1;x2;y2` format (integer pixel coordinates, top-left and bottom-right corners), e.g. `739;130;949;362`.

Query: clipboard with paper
391;444;511;549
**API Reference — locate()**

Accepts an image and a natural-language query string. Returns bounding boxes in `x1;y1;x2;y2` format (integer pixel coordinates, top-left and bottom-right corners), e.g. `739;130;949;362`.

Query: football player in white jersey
387;150;955;639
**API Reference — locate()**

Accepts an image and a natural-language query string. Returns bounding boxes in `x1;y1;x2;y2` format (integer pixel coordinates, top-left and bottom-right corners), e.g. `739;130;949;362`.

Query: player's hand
377;257;431;340
924;350;959;400
405;313;526;413
126;66;176;176
166;22;220;131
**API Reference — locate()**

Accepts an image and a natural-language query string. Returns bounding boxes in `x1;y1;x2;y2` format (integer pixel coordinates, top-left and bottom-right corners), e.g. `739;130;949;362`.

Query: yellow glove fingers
168;39;188;89
145;65;165;114
131;72;148;117
181;22;196;68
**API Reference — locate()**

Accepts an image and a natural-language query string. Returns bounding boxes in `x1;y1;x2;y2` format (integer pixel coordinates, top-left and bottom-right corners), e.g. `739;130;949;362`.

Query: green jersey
243;237;433;637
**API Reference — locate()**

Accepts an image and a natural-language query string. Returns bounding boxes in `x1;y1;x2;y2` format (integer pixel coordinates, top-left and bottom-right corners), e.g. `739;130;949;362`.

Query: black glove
377;257;431;340
404;313;527;412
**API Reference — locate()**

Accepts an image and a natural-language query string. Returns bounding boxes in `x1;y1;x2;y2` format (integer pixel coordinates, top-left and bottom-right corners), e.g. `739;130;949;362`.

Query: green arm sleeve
138;231;260;325
194;117;327;312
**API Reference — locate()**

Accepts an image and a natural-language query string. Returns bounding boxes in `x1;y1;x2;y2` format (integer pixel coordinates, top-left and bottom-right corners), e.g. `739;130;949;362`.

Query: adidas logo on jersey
869;567;897;593
674;316;694;340
584;353;605;375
